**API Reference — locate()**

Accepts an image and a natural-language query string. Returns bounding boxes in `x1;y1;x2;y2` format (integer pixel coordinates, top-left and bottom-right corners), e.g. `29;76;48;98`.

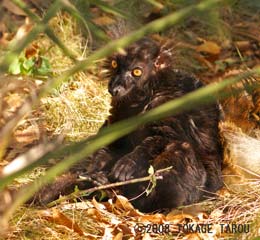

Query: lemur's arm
87;147;115;172
109;135;168;181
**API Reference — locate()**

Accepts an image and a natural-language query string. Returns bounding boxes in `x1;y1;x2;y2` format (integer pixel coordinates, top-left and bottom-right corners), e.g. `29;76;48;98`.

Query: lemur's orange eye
111;60;118;69
132;68;142;77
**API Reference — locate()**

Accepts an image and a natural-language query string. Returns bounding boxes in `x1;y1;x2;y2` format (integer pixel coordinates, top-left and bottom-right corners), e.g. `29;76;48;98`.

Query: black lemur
32;38;223;212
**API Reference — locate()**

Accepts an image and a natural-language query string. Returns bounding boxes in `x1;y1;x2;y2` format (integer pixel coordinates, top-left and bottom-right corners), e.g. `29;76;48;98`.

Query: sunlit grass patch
41;72;110;141
35;13;110;141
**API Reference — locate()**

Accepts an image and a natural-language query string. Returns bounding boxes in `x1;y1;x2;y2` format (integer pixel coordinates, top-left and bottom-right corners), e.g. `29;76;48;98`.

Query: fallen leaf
114;195;135;211
25;43;39;59
92;197;107;211
166;213;195;224
194;54;215;70
113;231;123;240
41;209;84;236
116;223;132;236
138;213;165;224
196;40;221;55
93;16;115;26
107;197;143;217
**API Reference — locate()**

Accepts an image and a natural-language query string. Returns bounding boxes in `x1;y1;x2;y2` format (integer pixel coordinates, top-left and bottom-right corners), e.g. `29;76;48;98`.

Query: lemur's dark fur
32;38;223;212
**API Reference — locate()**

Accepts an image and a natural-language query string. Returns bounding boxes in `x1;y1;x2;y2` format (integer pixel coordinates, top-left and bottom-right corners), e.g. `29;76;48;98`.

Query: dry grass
37;13;111;141
1;12;111;238
7;205;102;240
5;182;260;239
41;72;110;141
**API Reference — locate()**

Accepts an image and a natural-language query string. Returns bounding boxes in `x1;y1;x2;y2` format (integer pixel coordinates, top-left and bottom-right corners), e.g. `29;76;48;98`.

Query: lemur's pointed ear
154;41;174;70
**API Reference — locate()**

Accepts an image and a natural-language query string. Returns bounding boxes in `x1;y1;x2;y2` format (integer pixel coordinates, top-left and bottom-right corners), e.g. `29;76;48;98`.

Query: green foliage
97;190;109;201
8;53;52;76
37;57;52;75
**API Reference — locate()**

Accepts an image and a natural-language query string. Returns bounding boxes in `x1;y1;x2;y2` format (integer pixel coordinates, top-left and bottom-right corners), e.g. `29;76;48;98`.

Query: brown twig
47;166;172;207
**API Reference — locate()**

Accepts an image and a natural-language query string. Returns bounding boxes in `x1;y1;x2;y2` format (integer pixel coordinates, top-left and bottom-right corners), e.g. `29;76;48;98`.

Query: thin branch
47;167;172;207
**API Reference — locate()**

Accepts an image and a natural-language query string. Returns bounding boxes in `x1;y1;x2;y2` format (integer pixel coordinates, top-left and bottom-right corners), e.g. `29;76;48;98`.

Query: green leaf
36;57;52;75
148;165;155;175
98;190;108;201
8;58;21;75
22;58;34;71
